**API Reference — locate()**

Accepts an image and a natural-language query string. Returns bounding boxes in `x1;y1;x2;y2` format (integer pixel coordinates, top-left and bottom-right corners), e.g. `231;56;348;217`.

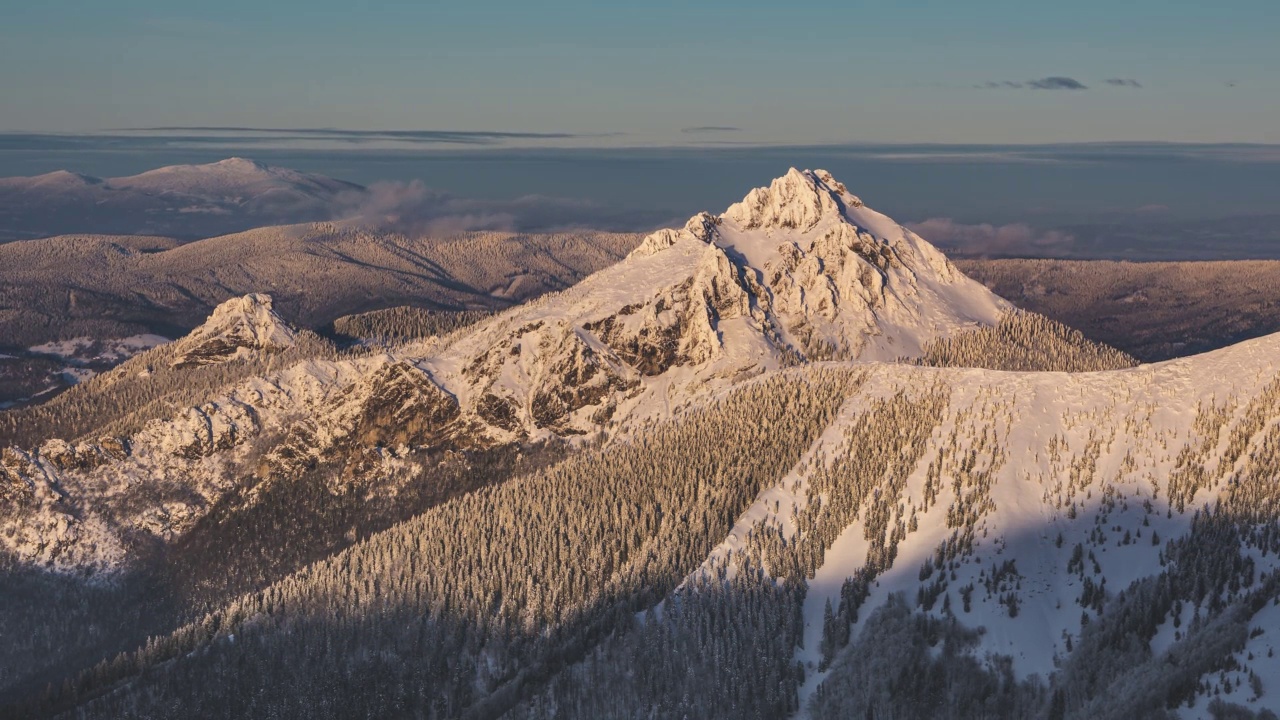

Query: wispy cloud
120;126;583;146
978;77;1088;91
681;126;743;134
1028;77;1088;90
333;180;673;234
1105;78;1143;88
906;218;1075;256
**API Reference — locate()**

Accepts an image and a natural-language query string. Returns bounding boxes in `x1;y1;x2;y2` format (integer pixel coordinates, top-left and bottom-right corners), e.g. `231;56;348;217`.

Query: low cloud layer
978;76;1142;91
333;180;673;235
1028;77;1088;90
978;77;1088;90
906;218;1075;256
681;126;743;134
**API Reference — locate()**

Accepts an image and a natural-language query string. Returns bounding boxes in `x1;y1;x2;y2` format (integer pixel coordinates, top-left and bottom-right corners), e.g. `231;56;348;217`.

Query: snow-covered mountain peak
723;167;862;233
111;158;362;200
0;169;106;192
628;168;1009;361
170;293;298;368
631;168;864;259
129;157;272;180
211;157;271;172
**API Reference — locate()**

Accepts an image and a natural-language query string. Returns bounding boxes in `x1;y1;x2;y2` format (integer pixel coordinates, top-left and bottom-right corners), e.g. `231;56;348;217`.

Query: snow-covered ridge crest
629;211;720;258
170;293;298;368
117;157;346;198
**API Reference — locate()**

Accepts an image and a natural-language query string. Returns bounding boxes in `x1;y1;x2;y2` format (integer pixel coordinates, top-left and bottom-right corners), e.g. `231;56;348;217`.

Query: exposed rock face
171;293;298;368
580;243;756;380
585;303;686;377
265;360;472;485
347;362;462;449
715;168;1006;361
38;437;131;472
529;333;638;433
1;447;102;567
476;392;522;433
170;402;261;460
0;351;376;570
0;448;38;507
625;168;1006;361
761;227;889;358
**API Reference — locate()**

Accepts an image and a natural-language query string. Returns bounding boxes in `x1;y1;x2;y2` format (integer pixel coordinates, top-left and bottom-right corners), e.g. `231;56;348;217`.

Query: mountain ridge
2;168;1013;571
0;158;362;241
6;169;1279;719
18;332;1280;717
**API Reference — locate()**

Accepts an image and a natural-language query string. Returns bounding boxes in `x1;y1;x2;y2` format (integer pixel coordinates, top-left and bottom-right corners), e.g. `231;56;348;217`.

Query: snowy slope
634;168;1009;360
672;332;1280;717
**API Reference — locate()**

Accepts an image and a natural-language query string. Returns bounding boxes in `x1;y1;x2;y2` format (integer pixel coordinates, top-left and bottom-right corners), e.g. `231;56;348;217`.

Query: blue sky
2;0;1278;143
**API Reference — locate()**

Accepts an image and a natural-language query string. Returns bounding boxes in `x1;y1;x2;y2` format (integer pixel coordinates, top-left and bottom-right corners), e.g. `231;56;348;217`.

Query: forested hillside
6;169;1280;720
916;310;1138;372
14;334;1280;718
22;370;854;719
330;306;494;343
959;258;1280;361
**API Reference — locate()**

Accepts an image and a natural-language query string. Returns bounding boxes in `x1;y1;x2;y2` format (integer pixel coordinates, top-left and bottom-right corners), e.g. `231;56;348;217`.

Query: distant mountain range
0;158;361;241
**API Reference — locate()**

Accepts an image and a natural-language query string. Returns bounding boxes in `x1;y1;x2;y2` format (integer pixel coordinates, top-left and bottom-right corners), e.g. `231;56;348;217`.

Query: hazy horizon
4;136;1279;260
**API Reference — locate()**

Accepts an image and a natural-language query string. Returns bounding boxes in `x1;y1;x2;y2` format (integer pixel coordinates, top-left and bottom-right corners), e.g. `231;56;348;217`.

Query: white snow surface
29;334;169;363
634;168;1010;361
